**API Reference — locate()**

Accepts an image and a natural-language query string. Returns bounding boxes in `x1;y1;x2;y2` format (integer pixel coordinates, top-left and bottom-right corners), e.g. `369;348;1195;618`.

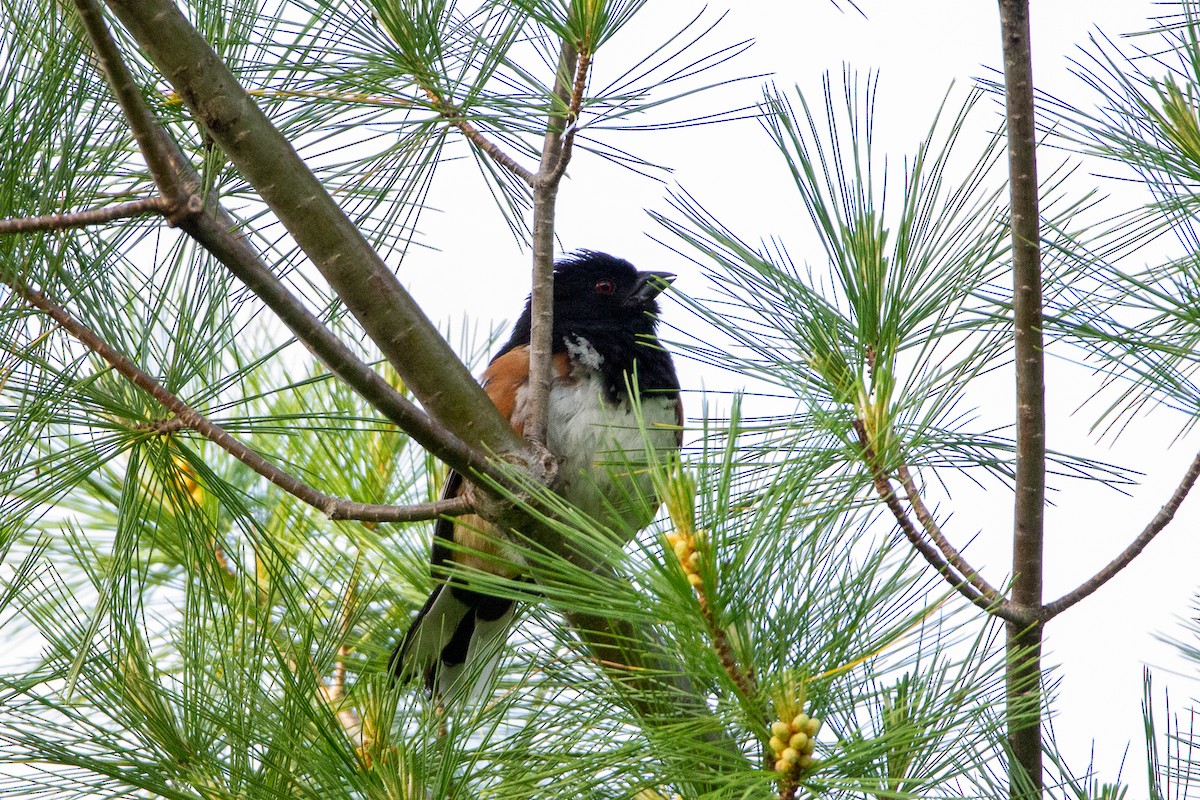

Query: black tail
390;584;516;698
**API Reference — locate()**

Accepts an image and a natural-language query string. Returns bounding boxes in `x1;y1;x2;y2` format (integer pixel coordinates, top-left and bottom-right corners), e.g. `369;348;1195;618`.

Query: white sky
399;0;1191;791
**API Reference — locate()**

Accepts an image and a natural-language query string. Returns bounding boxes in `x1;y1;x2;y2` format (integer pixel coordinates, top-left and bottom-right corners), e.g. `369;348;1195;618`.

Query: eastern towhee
391;251;682;696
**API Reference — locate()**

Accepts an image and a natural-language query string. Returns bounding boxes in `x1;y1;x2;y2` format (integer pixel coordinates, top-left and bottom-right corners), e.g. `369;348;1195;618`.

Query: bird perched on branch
391;251;681;697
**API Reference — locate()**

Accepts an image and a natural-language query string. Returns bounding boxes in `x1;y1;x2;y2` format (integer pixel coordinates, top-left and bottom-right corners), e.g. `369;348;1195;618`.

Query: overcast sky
399;0;1187;790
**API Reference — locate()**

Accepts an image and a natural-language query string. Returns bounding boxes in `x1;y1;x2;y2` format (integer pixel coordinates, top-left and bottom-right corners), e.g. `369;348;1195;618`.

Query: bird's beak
626;271;675;307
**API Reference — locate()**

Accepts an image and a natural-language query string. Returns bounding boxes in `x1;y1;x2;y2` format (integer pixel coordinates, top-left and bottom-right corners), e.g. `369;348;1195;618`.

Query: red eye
595;280;616;295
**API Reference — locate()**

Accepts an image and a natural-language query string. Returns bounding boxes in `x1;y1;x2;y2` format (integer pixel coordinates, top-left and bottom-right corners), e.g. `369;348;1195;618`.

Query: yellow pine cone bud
791;713;809;732
774;758;790;774
686;573;703;587
673;540;690;561
687;551;701;570
805;717;821;737
771;721;791;740
782;747;800;764
769;736;785;754
789;731;808;751
634;790;677;800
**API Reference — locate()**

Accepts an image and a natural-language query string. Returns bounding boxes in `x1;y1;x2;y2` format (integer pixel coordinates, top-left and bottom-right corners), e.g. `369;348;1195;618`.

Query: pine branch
75;0;505;485
700;596;756;702
90;3;744;775
420;86;536;186
72;2;188;215
0;196;170;234
1041;445;1200;620
895;464;1006;605
560;602;748;774
102;0;526;464
7;275;472;524
546;48;591;183
665;529;758;703
322;562;363;745
853;420;1030;626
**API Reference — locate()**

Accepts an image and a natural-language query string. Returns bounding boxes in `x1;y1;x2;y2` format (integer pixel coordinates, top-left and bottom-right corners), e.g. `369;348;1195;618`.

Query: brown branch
998;0;1046;794
328;558;359;741
420;87;536;186
1041;446;1200;621
853;421;1030;626
526;40;580;448
416;46;590;445
547;48;591;183
73;1;185;209
8;276;472;524
0;196;171;235
76;0;509;487
318;648;362;744
135;417;185;434
895;464;1006;603
1000;0;1047;602
668;529;758;702
698;592;756;702
212;539;234;578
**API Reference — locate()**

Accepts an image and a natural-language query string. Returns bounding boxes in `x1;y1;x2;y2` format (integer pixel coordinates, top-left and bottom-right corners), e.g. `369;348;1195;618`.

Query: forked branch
76;0;507;486
103;0;525;462
420;86;536;186
853;420;1029;625
76;0;744;773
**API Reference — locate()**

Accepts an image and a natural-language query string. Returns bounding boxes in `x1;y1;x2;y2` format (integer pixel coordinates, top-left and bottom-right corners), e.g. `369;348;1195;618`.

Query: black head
500;251;675;352
551;251;673;326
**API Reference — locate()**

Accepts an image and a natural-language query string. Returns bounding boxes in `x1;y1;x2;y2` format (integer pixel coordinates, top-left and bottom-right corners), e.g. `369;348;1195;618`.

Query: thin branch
7;275;472;524
1041;446;1200;621
0;196;170;235
853;421;1030;625
73;1;185;208
895;464;1006;603
421;87;536;186
324;559;362;744
667;530;758;702
547;48;592;183
526;39;580;447
558;601;748;773
76;0;508;486
698;584;756;700
318;648;362;745
211;538;234;578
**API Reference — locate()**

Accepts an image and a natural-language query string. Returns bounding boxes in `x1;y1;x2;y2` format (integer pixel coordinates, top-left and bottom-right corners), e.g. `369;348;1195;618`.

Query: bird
390;250;682;698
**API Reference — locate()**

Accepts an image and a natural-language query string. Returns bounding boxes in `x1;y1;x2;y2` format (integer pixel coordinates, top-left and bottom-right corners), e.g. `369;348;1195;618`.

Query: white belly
544;373;678;539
